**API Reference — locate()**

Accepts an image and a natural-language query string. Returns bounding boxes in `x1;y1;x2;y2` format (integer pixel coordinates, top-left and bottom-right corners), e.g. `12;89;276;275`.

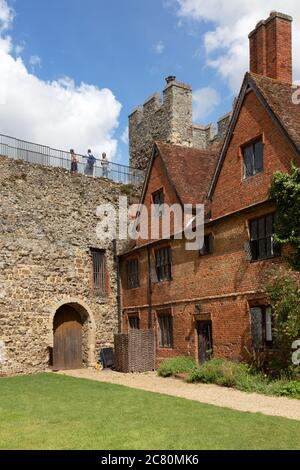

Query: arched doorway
53;305;83;370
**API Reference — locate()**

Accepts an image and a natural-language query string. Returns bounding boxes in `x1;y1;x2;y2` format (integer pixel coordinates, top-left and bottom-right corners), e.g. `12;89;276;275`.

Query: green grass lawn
1;373;300;450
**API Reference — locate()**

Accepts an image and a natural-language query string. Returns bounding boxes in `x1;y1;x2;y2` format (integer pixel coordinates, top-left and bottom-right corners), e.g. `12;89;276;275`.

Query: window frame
126;258;139;290
152;188;165;217
91;248;107;297
155;246;172;282
128;314;140;330
248;213;281;262
242;138;264;179
157;311;173;349
200;233;214;256
250;305;273;350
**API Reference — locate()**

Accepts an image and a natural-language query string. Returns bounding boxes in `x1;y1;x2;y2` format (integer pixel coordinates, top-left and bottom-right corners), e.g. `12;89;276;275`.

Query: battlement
217;112;232;140
129;76;232;171
129;76;194;170
192;123;216;149
143;92;162;114
129;92;163;122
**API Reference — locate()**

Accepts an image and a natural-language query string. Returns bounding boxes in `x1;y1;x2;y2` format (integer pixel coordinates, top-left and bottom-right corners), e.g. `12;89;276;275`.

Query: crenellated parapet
129;77;193;171
129;76;232;171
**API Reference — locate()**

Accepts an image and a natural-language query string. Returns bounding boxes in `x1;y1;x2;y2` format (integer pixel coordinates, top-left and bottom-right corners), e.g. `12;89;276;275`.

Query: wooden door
197;321;213;364
53;306;83;370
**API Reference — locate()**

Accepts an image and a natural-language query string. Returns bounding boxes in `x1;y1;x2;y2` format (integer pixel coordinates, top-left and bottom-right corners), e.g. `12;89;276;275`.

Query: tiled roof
250;73;300;152
208;72;300;198
155;141;220;205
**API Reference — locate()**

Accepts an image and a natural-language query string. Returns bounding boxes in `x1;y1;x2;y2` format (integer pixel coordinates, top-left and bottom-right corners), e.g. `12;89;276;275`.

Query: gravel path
59;369;300;422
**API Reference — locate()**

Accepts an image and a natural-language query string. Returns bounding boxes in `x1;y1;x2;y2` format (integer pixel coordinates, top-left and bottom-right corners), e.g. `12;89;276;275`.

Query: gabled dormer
135;142;219;247
208;12;300;220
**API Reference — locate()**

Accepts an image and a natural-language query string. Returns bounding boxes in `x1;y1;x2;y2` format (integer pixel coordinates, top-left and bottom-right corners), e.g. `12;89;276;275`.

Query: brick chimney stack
249;11;293;83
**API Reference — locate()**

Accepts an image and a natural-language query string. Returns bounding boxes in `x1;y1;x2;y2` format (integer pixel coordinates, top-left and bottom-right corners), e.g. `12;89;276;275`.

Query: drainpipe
147;246;153;329
113;239;122;334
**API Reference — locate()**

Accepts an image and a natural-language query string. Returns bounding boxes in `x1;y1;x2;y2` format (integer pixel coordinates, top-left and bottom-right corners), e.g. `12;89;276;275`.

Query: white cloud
175;0;300;92
121;126;129;145
193;86;220;121
0;1;121;159
0;0;14;31
15;42;25;56
154;41;165;54
29;54;41;68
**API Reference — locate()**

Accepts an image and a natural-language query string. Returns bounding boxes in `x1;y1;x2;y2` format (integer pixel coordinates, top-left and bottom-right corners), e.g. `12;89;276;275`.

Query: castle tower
129;76;193;171
128;76;232;171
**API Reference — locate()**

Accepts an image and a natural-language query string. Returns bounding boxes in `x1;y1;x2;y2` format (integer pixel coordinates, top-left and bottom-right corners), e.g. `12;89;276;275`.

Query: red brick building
120;12;300;365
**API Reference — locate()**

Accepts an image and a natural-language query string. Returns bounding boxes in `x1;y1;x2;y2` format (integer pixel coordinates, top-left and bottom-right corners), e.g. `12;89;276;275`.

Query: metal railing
0;133;145;185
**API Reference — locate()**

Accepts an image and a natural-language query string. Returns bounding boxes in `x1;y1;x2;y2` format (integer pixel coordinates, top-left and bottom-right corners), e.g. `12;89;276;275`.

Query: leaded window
200;234;214;256
158;313;173;348
127;259;139;289
243;140;264;178
249;213;280;261
129;315;140;330
155;247;172;282
153;189;165;216
251;306;273;349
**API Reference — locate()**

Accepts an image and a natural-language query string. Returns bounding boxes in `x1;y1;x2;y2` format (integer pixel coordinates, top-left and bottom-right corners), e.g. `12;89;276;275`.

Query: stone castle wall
129;77;232;171
0;156;135;376
129;80;194;171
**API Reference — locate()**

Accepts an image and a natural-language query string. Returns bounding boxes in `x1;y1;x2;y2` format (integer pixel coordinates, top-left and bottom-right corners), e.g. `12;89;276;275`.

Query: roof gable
250;74;300;152
140;142;220;208
208;73;300;199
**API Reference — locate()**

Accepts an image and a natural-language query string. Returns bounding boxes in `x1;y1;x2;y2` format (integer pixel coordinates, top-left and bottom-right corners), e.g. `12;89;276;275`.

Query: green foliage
259;379;300;398
158;356;197;377
188;358;300;399
275;381;300;398
267;276;300;370
243;347;271;374
119;184;134;196
188;359;251;387
269;165;300;271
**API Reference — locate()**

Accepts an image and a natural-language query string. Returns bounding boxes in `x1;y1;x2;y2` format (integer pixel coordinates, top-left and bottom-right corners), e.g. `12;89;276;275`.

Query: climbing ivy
269;164;300;271
267;276;300;372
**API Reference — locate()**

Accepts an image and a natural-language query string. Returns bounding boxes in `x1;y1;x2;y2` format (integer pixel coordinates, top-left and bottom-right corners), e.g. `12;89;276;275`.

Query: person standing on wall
101;152;109;178
83;149;96;176
70;149;78;173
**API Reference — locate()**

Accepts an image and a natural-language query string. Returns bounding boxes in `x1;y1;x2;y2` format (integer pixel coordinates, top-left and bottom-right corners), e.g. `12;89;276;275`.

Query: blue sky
4;0;230;163
12;0;231;108
1;0;299;165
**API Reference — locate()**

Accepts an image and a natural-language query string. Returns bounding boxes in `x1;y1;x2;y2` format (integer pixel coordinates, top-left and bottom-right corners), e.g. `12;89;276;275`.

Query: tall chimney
249;11;293;83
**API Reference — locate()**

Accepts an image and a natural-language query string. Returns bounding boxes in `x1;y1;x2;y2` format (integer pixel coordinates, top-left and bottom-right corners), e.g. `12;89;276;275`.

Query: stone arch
48;298;96;367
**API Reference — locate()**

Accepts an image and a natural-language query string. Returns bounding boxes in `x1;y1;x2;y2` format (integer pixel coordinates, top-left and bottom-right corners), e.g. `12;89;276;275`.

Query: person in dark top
83;149;96;176
70;149;78;173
